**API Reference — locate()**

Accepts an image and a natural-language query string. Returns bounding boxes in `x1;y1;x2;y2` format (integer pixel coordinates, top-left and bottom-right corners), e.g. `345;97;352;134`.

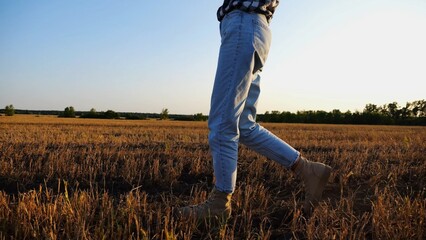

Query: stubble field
0;115;425;239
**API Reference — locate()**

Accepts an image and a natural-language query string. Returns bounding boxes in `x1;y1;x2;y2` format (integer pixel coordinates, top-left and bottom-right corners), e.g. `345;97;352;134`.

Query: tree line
59;107;146;120
258;100;426;125
58;107;206;121
2;100;425;125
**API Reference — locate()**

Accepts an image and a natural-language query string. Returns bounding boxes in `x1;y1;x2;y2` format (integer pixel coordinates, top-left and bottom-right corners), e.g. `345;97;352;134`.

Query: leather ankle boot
292;156;332;215
178;187;232;222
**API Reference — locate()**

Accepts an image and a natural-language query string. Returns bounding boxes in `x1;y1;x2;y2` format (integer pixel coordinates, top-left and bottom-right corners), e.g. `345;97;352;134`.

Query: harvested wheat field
0;115;425;239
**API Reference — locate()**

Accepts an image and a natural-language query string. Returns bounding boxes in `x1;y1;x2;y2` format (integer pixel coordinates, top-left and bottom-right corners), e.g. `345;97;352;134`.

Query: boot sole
177;207;231;223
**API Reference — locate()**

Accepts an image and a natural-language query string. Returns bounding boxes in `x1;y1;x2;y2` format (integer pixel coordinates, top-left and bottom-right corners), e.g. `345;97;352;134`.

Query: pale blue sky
1;0;425;114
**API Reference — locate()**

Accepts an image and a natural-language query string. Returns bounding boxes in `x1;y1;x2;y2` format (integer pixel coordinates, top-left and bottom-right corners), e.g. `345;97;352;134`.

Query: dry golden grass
0;115;425;239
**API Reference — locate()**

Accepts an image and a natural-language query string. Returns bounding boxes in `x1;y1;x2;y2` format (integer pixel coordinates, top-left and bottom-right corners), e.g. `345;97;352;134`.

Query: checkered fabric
217;0;279;22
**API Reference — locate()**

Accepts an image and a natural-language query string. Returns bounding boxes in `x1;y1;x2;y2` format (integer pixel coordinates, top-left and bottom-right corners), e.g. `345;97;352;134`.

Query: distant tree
261;111;271;122
104;110;119;119
386;102;400;119
400;102;411;118
280;111;296;123
269;110;281;122
331;109;342;123
363;104;379;114
88;108;98;117
343;110;353;124
5;104;15;116
80;108;99;118
419;100;426;117
379;104;390;117
193;113;207;121
63;106;75;118
160;108;169;120
412;100;426;117
125;113;147;120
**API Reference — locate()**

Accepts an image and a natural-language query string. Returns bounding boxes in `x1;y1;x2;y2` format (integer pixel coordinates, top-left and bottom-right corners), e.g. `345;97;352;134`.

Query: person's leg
239;73;332;215
208;11;272;194
178;11;269;221
239;73;300;167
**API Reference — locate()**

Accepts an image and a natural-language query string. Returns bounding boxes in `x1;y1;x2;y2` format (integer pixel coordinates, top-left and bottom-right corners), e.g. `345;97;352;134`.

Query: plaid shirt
217;0;279;22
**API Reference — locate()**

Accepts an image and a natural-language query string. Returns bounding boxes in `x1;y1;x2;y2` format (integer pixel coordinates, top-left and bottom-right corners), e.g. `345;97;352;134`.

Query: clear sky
1;0;425;115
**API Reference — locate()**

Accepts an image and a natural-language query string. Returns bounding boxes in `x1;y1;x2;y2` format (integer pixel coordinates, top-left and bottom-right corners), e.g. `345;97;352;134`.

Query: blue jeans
208;10;300;194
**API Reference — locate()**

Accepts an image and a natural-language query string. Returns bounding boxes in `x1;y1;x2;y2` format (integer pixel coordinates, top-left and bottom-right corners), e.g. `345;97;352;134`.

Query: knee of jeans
239;123;258;141
209;127;240;144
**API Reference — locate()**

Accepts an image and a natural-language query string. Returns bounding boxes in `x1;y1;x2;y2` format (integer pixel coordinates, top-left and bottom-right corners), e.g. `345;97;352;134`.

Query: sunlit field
0;115;425;239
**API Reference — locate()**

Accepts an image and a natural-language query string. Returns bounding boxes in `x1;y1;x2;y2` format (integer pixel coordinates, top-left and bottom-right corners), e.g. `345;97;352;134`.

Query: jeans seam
217;12;244;192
